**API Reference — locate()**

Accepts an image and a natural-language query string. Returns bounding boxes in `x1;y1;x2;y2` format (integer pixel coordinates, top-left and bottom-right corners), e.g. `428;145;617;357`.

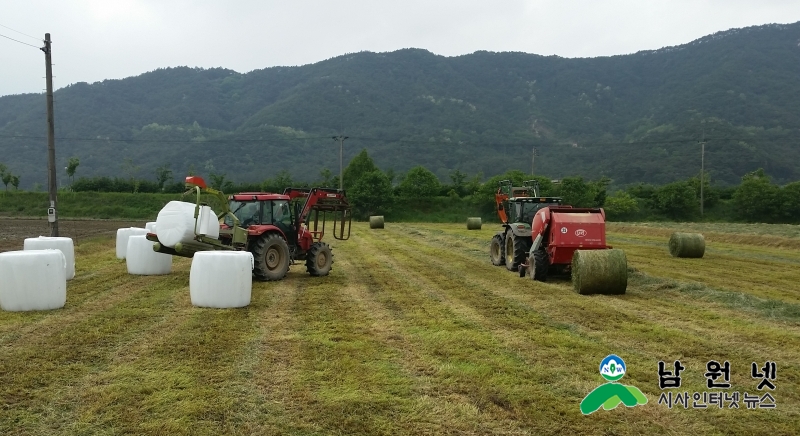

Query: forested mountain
1;22;799;189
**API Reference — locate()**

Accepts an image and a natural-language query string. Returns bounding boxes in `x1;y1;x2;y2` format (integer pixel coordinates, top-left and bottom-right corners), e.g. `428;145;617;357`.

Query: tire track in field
31;277;192;435
334;249;535;436
340;234;564;435
62;282;261;435
396;221;800;348
343;228;680;435
368;225;800;428
233;275;319;435
376;225;800;384
0;270;185;435
284;263;456;436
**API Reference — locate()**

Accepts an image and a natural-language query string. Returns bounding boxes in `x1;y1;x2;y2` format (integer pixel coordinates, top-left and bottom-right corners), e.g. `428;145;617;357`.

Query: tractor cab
508;197;564;224
496;179;563;225
225;194;292;228
225;193;297;245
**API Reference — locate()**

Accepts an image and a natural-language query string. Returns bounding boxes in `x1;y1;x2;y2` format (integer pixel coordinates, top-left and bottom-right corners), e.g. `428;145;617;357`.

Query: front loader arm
283;187;351;242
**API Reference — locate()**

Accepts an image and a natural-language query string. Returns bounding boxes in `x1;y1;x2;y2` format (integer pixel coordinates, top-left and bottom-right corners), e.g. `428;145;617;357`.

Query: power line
0;23;41;42
0;133;796;148
0;134;333;143
0;32;41;49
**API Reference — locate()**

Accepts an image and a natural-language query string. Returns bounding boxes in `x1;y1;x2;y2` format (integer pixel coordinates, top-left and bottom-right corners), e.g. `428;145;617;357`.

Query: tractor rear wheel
490;234;505;266
505;233;530;272
252;233;290;281
306;242;333;276
532;246;549;282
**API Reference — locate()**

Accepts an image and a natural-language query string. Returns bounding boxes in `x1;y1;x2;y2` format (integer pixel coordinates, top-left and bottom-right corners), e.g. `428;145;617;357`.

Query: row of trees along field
60;149;800;224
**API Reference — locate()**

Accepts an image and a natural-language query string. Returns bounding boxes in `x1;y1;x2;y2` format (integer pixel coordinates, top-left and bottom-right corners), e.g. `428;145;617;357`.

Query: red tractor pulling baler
488;180;627;294
147;176;351;281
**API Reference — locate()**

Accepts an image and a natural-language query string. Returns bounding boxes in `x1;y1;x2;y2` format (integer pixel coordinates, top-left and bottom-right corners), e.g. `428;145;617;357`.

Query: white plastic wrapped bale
24;236;76;280
0;250;66;311
115;227;149;259
190;251;253;308
126;235;172;275
156;201;220;248
145;222;157;232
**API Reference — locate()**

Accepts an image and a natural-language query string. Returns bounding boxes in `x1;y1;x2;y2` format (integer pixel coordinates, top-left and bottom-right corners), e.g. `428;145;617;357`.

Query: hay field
1;221;798;435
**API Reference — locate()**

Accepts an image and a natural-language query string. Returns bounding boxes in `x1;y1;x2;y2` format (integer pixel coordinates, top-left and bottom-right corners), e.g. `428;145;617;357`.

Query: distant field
0;221;798;435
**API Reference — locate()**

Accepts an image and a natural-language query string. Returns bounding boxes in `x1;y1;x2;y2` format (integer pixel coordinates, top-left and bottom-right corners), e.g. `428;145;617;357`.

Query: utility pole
700;132;705;217
531;147;537;175
332;136;348;190
41;33;58;236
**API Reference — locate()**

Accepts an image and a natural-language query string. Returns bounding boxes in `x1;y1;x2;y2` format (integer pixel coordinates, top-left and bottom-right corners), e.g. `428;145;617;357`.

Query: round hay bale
369;216;385;229
668;232;705;258
466;217;482;230
571;249;627;295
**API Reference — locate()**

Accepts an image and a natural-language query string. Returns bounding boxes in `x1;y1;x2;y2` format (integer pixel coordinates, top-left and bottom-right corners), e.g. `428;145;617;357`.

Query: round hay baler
518;206;627;295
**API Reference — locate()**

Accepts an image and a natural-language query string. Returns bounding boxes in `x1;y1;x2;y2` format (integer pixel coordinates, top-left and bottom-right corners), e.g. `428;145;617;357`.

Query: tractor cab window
229;201;261;227
272;200;292;226
517;202;548;223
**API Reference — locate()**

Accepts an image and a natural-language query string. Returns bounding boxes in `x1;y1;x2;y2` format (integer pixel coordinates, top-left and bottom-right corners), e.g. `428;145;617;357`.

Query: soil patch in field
0;218;143;253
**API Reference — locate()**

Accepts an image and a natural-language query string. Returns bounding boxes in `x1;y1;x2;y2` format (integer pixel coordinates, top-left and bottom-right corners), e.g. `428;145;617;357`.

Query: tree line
61;149;800;224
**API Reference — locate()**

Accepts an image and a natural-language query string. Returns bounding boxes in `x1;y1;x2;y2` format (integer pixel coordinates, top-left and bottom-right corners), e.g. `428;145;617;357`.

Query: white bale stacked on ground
145;222;157;232
369;216;385;229
126;235;172;275
116;227;148;259
669;232;705;258
0;249;66;311
190;251;253;308
24;236;75;280
155;201;219;248
571;249;628;295
466;217;482;230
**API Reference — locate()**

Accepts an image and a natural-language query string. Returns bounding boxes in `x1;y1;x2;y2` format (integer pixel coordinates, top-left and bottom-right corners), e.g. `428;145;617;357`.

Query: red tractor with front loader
147;176;351;281
489;179;627;294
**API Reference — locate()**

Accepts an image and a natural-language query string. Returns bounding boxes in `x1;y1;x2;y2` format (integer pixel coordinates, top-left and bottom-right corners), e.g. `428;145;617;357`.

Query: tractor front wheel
505;232;530;272
490;234;505;266
306;242;333;276
252;233;290;281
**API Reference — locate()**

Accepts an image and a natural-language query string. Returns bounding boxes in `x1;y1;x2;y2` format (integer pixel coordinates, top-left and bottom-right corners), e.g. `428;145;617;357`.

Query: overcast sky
1;0;799;97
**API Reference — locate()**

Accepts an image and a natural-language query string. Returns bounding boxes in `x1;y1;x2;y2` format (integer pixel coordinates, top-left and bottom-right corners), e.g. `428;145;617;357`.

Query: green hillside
1;22;799;189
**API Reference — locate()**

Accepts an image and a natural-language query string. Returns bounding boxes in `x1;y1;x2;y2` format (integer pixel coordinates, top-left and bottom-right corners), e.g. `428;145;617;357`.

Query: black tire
532;246;549;282
505;232;531;272
490;234;505;266
306;242;333;276
252;233;290;281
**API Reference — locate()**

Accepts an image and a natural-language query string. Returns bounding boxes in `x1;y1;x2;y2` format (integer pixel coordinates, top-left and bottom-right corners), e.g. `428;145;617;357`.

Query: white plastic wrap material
155;201;220;248
116;227;148;259
126;235;172;275
145;222;157;232
189;251;253;308
198;206;220;238
23;236;76;280
0;249;66;311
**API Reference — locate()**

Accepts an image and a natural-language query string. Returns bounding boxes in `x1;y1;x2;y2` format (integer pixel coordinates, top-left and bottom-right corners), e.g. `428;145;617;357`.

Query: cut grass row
0;223;798;435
